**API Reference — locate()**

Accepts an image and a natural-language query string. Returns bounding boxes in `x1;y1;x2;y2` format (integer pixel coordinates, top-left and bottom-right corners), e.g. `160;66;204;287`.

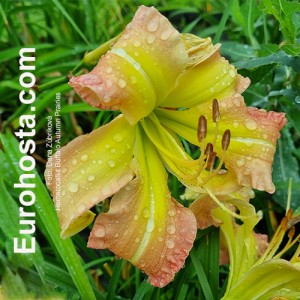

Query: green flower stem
83;33;121;65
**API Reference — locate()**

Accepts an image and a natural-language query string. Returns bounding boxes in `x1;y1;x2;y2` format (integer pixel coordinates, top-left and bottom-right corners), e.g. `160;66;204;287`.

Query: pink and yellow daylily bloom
46;6;286;287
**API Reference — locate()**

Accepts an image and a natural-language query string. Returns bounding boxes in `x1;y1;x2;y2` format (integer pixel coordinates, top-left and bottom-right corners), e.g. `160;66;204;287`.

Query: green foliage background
0;0;299;299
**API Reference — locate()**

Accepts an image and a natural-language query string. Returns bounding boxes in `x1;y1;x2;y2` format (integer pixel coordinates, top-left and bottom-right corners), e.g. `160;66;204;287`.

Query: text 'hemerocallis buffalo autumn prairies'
45;6;289;288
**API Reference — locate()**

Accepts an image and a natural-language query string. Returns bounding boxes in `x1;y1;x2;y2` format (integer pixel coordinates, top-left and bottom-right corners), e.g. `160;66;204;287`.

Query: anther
212;99;220;123
206;151;216;170
205;143;213;156
288;226;295;239
222;129;231;151
197;115;207;142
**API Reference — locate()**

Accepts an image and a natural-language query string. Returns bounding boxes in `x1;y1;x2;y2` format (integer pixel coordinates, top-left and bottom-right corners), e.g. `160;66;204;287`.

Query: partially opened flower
45;6;286;287
211;201;300;300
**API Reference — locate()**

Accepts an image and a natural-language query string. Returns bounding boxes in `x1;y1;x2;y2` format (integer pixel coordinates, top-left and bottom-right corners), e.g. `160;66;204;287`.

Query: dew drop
135;237;140;243
142;207;150;218
88;175;95;181
94;225;106;237
209;87;215;93
158;237;163;242
62;167;68;174
98;160;103;164
80;169;86;175
146;34;156;44
146;19;159;32
118;79;126;88
166;239;175;249
110;148;116;154
134;215;139;221
106;66;112;73
133;40;141;47
113;133;123;142
123;33;130;39
105;144;111;149
229;69;236;78
167;224;176;234
72;159;78;166
81;154;88;161
245;120;257;130
160;29;172;40
69;182;79;193
91;195;99;202
108;160;115;168
262;133;268;139
167;210;176;217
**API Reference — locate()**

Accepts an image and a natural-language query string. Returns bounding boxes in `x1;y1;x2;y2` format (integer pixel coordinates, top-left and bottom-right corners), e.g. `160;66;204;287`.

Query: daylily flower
45;6;286;287
210;200;300;299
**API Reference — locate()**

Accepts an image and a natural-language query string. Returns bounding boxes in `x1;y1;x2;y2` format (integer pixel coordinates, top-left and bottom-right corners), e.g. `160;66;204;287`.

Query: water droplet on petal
106;66;112;73
245;120;257;130
233;121;239;128
108;160;115;168
110;148;116;154
167;224;176;234
80;169;86;175
146;34;156;44
160;29;172;40
158;237;163;242
134;215;139;221
98;160;103;164
229;69;236;78
81;154;88;161
69;182;79;193
147;19;159;32
62;167;68;174
168;210;176;217
142;208;150;218
88;175;95;181
133;40;141;47
123;33;130;39
210;87;215;93
135;237;140;243
72;159;78;166
118;78;126;88
113;133;123;142
94;225;106;238
166;239;175;249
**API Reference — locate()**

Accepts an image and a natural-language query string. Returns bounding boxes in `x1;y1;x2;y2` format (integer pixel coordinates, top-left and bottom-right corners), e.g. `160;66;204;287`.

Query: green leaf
259;0;300;44
0;131;97;300
273;128;300;210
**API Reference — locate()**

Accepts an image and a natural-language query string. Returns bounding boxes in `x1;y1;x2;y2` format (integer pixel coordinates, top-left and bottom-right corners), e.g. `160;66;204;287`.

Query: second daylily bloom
45;6;286;287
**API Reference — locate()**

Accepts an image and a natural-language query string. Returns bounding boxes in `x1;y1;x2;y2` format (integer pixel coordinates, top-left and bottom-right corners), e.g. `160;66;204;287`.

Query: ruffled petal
88;129;197;287
70;5;188;125
156;94;287;193
161;36;250;108
45;115;136;238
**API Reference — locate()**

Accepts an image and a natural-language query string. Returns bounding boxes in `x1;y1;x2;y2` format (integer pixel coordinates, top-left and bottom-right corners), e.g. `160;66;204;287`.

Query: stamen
212;98;220;123
197;115;207;142
222;129;231;151
205;143;213;156
206;151;216;171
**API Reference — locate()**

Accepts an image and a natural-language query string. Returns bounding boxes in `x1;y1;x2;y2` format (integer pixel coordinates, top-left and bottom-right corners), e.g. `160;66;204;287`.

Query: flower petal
223;259;300;300
156;94;287;193
88;129;197;287
161;38;250;108
45;115;136;238
70;6;188;125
